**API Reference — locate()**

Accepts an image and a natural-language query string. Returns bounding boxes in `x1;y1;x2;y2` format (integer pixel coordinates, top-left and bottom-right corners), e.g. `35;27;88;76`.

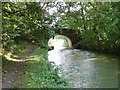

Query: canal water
48;47;118;88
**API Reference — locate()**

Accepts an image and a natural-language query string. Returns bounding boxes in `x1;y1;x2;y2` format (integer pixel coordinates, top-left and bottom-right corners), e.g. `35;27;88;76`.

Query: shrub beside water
19;48;68;88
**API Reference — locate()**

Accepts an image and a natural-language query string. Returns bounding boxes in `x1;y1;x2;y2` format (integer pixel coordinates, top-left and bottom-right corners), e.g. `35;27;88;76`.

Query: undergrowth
19;48;68;88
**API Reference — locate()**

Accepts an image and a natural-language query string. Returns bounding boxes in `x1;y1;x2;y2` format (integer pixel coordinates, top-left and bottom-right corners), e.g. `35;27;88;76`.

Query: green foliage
55;2;120;54
19;48;68;88
48;35;69;47
2;2;54;54
2;2;120;55
80;2;120;53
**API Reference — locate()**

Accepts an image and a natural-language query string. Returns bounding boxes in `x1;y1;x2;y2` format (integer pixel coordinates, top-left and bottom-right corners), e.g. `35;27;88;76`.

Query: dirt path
2;44;39;89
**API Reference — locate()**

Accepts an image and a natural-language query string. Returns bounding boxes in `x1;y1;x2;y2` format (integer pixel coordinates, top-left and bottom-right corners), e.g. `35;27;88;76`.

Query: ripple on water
48;48;118;88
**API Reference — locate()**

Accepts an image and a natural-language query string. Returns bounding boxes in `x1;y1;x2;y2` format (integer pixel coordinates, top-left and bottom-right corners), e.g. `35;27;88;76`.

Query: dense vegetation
19;48;68;88
2;2;67;88
2;2;120;55
55;2;120;54
2;2;54;55
1;1;120;88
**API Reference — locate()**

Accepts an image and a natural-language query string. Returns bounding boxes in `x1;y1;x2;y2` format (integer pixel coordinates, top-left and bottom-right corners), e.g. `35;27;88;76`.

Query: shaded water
48;48;118;88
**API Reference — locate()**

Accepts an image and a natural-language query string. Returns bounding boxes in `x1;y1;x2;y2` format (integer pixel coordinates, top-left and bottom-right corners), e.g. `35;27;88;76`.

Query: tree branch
88;2;97;11
3;8;28;14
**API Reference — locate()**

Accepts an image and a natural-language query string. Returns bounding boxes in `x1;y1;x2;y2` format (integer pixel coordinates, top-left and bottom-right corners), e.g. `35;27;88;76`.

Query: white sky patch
49;7;57;15
48;2;82;15
58;0;64;1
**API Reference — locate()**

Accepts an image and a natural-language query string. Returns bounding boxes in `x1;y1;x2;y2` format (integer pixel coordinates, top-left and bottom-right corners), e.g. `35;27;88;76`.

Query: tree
2;2;55;54
54;2;120;54
2;2;120;55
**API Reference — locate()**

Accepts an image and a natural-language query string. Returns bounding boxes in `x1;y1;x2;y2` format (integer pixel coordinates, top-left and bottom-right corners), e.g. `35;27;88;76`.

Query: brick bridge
55;28;81;48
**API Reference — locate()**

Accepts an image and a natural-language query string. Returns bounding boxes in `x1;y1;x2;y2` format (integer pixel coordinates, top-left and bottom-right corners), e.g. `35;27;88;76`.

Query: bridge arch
55;28;81;48
48;35;73;49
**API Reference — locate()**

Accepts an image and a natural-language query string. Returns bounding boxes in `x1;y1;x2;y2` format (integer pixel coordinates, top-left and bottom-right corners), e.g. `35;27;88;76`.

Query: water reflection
48;47;118;88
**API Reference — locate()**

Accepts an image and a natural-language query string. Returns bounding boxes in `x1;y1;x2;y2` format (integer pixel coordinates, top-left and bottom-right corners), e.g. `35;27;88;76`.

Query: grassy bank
19;48;68;88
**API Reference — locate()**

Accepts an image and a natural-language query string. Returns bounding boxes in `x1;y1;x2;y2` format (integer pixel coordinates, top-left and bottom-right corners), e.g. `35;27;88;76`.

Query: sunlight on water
48;49;118;88
48;46;66;65
48;37;68;65
47;35;118;88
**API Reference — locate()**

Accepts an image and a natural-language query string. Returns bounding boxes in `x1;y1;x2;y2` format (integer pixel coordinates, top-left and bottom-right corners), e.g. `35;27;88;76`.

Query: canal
48;47;118;88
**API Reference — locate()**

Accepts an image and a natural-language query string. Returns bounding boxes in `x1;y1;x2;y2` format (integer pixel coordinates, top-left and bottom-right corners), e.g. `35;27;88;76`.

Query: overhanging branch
3;8;28;14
